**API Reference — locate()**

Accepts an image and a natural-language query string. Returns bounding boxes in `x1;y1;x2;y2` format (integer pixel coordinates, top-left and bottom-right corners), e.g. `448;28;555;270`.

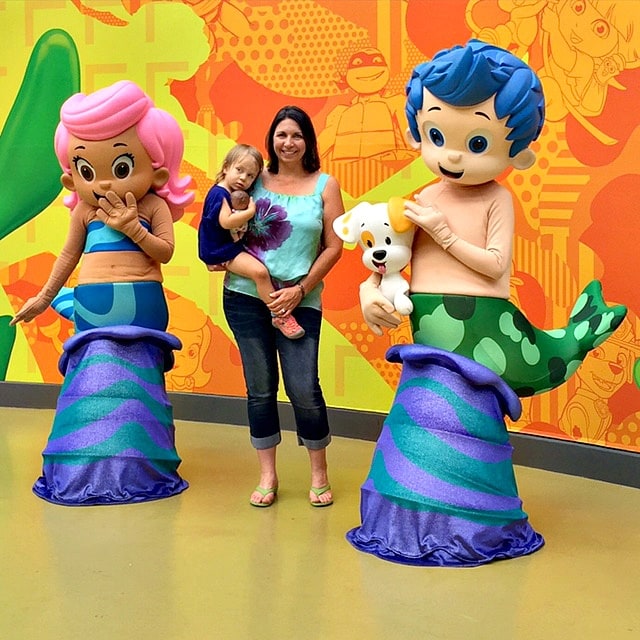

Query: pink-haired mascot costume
12;81;193;505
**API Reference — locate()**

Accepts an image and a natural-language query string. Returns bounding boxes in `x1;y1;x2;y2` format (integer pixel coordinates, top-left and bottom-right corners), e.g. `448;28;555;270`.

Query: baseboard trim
2;381;638;488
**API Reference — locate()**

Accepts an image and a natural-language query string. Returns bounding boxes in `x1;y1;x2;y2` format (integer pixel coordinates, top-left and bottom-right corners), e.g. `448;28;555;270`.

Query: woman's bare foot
250;485;278;507
309;484;333;506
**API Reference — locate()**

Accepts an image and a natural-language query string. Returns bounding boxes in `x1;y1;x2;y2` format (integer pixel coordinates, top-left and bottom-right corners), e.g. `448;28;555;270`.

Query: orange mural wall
1;0;639;454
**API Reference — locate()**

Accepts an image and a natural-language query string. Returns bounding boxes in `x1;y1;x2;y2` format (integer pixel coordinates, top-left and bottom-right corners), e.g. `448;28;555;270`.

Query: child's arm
218;198;256;230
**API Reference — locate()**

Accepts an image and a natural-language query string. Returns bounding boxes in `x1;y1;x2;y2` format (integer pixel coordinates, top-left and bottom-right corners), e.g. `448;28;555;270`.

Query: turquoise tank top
225;173;329;310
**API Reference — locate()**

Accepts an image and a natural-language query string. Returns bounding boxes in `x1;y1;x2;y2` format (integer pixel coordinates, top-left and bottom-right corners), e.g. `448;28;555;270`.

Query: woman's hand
268;285;304;318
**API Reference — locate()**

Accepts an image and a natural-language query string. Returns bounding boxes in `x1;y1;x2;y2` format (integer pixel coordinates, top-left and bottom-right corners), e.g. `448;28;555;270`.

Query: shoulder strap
314;173;330;194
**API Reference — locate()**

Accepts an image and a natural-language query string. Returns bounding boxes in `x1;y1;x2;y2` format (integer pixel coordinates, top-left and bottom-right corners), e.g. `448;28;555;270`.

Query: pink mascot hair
54;80;193;221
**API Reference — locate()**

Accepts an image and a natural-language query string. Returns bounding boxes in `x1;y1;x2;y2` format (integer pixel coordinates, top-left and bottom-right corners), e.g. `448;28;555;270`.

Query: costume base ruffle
346;344;544;567
33;326;188;506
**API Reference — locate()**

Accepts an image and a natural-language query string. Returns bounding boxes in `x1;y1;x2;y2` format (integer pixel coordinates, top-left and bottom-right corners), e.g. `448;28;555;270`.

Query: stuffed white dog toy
333;198;415;315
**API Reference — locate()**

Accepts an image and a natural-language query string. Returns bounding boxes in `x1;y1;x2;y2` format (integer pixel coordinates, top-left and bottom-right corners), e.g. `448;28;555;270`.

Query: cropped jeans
223;288;331;450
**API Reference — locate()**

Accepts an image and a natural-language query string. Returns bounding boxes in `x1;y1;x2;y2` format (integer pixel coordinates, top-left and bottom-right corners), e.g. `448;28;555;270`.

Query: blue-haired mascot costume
11;81;192;505
345;41;626;566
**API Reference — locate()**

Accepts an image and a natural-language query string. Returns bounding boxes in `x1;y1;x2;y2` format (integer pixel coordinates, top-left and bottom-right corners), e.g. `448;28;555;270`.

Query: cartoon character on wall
539;0;640;142
0;29;80;379
333;198;415;316
465;0;547;58
347;40;627;567
166;295;215;393
559;315;640;444
10;80;194;506
319;47;414;164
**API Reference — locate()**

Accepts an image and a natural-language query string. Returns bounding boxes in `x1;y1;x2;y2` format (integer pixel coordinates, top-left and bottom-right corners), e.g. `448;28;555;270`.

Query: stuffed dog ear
333;202;370;243
387;197;413;233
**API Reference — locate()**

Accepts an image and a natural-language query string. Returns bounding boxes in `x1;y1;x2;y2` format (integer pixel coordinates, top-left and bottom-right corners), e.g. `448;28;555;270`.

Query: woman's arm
298;175;344;292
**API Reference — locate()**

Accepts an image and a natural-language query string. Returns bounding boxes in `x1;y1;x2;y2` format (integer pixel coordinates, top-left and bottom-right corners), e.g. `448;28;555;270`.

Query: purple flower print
245;197;292;257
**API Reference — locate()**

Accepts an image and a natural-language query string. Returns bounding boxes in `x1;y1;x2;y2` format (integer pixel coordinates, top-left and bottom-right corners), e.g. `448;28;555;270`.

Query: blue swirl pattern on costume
84;219;151;252
33;326;188;505
347;344;544;566
73;281;168;332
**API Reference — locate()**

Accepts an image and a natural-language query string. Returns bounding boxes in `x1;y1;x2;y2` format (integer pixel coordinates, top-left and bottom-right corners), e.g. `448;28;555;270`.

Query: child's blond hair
215;144;264;186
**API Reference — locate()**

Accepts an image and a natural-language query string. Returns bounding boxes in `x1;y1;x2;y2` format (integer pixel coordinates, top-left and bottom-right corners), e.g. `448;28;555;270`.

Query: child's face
63;125;167;207
222;154;260;192
411;88;532;186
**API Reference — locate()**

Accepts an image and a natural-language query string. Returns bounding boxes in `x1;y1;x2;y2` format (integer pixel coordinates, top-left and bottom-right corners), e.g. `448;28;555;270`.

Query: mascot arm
97;193;175;263
11;209;85;324
405;193;513;280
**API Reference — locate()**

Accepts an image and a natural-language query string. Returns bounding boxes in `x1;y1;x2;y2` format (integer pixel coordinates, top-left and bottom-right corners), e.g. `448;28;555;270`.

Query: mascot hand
404;200;456;248
97;191;148;243
360;276;401;336
9;295;50;325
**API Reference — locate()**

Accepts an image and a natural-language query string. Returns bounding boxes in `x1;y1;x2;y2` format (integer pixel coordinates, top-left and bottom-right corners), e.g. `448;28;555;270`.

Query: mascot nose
373;250;387;261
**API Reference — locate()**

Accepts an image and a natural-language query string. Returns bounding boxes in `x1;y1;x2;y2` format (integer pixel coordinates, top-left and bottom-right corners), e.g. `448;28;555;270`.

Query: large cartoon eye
385;237;392;245
571;0;585;15
74;157;95;182
112;154;134;179
592;19;610;38
428;127;445;147
468;135;489;154
466;129;493;154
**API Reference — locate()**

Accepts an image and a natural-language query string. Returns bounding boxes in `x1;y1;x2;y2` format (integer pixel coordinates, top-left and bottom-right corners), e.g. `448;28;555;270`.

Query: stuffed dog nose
373;250;387;261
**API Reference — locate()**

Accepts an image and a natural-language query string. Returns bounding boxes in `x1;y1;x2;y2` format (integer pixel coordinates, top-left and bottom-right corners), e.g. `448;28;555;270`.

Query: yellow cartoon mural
1;0;639;455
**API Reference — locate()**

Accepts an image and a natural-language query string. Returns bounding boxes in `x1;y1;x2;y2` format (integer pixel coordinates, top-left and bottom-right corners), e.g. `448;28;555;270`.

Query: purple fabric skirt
33;326;188;506
346;344;544;566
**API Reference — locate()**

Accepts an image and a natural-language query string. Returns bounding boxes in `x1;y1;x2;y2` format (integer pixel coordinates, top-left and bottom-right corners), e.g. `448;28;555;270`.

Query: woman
223;106;344;507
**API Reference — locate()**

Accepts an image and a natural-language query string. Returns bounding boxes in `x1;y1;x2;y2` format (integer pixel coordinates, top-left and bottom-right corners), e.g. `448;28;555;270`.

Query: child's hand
97;191;147;243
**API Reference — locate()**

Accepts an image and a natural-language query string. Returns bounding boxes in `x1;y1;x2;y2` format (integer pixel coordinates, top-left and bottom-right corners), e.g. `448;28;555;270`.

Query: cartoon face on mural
541;0;639;122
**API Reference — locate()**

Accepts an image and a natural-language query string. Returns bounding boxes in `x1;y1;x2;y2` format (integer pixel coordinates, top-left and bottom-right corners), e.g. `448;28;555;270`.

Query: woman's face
64;125;166;207
272;118;306;166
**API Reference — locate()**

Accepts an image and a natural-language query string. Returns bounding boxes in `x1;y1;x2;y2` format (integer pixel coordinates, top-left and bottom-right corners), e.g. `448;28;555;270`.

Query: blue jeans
223;288;331;450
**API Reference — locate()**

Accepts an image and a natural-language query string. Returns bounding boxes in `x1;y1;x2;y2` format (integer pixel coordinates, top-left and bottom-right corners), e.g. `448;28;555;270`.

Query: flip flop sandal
250;486;278;508
310;484;333;507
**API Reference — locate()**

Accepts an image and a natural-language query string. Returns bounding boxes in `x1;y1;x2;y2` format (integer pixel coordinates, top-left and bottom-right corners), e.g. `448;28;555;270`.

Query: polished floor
1;407;639;640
